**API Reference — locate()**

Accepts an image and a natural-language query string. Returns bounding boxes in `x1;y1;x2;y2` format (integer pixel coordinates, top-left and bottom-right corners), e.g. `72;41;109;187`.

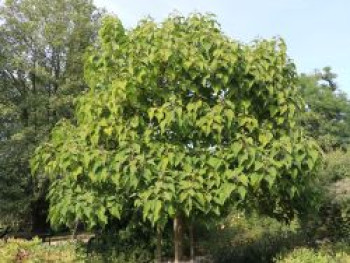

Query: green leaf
232;142;243;156
238;186;247;199
239;174;248;186
250;173;262;187
208;157;221;169
148;108;156;120
109;206;121;219
254;161;264;171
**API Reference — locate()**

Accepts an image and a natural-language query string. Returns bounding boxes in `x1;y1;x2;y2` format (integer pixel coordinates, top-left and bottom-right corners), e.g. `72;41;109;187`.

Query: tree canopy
0;0;102;227
32;14;321;235
299;67;350;151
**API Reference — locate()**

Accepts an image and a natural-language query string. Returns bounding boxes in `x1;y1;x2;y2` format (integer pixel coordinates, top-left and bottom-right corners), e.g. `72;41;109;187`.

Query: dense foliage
201;212;305;263
299;67;350;151
32;14;321;261
294;68;350;245
309;149;350;240
0;0;102;228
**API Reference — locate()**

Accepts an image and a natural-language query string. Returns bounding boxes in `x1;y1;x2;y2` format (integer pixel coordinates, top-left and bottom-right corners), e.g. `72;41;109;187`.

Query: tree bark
174;213;184;263
155;225;162;263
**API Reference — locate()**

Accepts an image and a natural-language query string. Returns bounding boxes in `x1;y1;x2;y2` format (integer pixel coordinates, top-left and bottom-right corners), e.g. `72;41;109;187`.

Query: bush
304;149;350;240
0;238;85;262
201;213;308;263
275;243;350;263
276;248;333;263
85;217;166;263
86;233;154;263
0;235;155;263
320;150;350;183
86;246;153;263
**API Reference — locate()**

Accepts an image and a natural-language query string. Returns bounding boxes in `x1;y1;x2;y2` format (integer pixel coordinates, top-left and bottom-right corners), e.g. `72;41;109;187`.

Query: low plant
200;213;308;263
275;243;350;263
0;238;85;262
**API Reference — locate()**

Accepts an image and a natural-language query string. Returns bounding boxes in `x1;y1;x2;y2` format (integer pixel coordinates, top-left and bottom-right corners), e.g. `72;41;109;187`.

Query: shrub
320;150;350;183
275;244;350;263
0;236;156;263
0;238;85;262
84;213;174;263
305;149;350;240
201;213;308;263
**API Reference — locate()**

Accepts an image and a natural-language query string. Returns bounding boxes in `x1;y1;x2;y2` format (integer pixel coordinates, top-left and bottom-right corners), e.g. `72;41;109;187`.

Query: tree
0;0;102;228
299;67;350;151
32;14;321;262
297;68;350;242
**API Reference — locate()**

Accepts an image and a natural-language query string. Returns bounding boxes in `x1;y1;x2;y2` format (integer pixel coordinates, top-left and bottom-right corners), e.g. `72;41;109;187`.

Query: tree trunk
189;220;195;263
155;225;162;263
174;213;184;263
71;220;79;241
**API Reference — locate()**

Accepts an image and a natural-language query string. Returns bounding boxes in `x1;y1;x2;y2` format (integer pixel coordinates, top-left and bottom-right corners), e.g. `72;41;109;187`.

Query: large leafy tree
299;67;350;151
33;14;321;261
0;0;102;228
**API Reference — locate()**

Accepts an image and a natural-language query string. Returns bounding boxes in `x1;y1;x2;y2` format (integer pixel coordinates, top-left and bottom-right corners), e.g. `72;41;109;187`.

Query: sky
94;0;350;95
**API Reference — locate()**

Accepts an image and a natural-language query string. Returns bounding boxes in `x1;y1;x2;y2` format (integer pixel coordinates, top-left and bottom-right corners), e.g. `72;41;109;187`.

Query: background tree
32;14;321;262
0;0;103;229
299;67;350;151
297;67;350;243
